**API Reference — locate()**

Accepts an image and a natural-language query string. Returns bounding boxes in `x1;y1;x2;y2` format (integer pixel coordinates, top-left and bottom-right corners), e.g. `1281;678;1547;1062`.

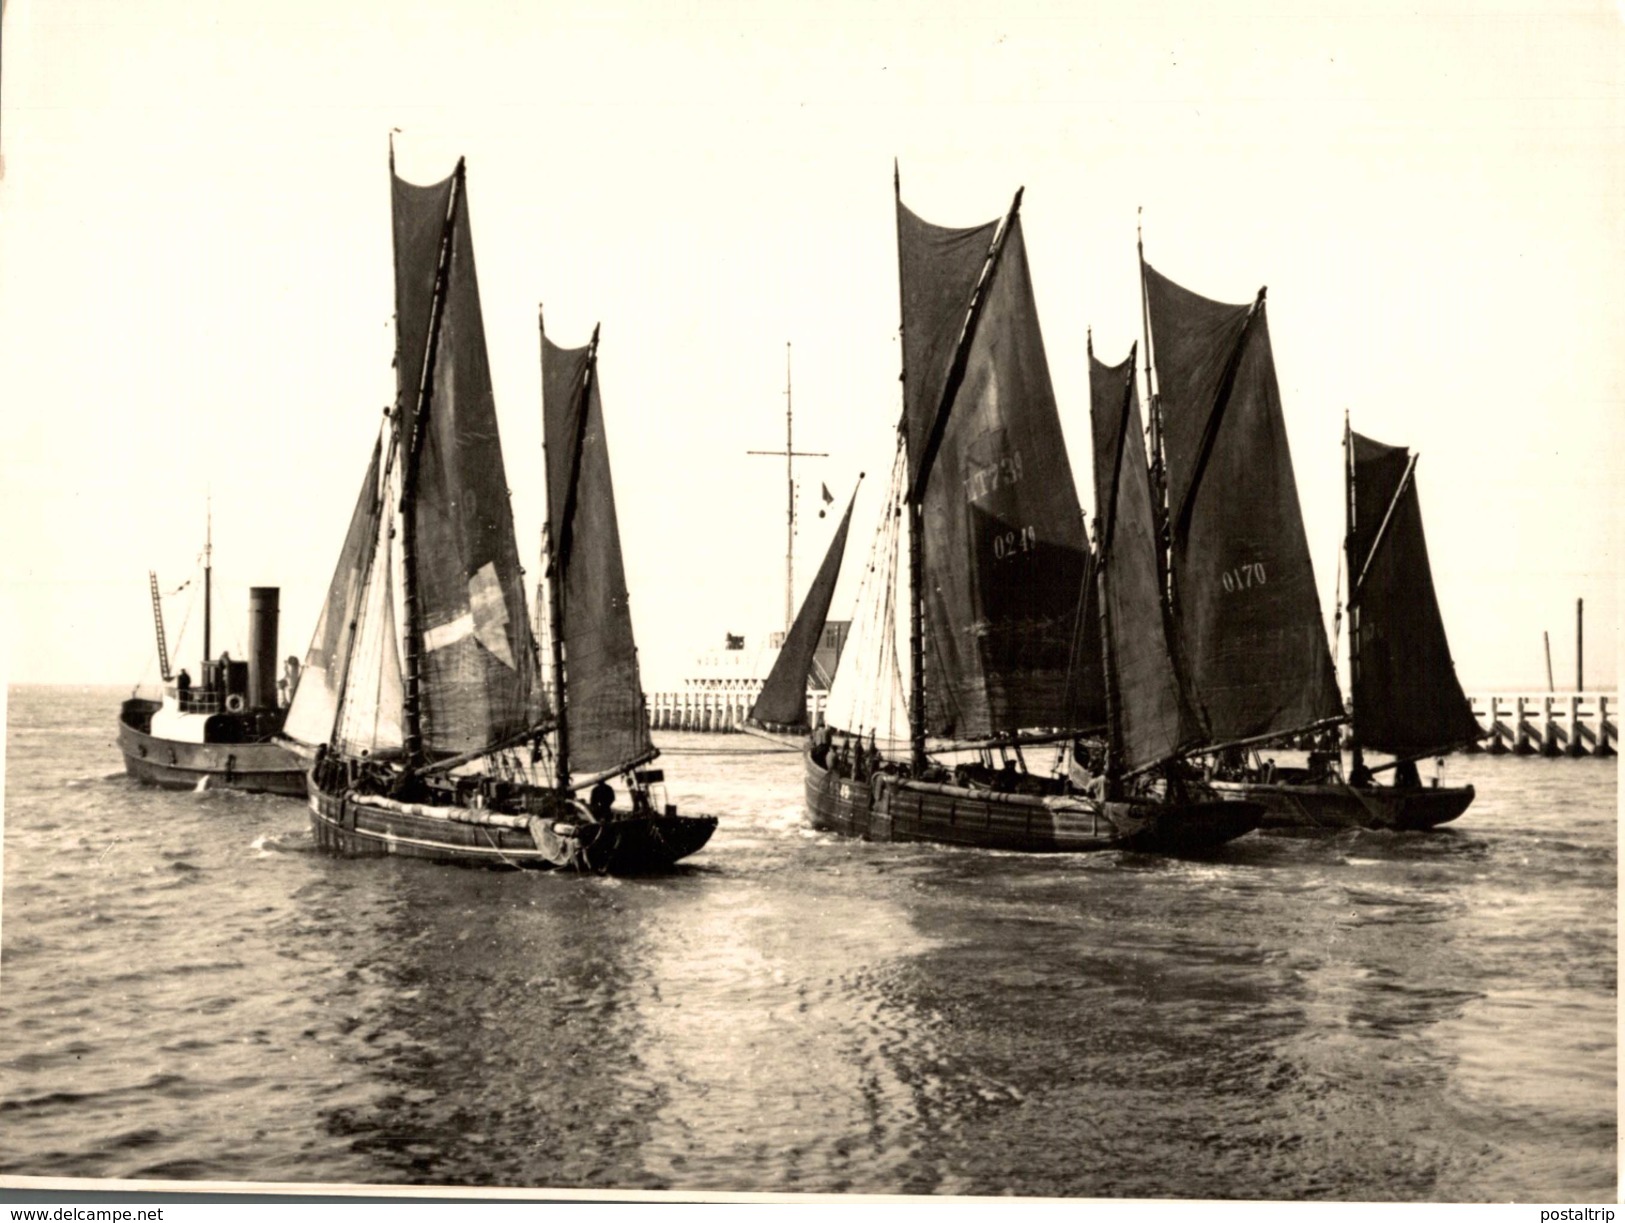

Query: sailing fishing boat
802;173;1260;854
1135;251;1476;829
1209;419;1481;828
119;512;305;796
290;151;713;870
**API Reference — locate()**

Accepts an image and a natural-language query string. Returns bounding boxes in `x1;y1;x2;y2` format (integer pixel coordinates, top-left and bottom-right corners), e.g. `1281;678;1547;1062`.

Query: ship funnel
248;587;280;711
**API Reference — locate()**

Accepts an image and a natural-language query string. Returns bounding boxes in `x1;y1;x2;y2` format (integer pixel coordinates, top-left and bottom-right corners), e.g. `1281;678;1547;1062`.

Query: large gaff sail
283;439;383;748
899;204;1095;738
396;168;542;761
747;487;859;734
542;330;655;781
1089;348;1201;772
1144;264;1341;745
1349;432;1481;756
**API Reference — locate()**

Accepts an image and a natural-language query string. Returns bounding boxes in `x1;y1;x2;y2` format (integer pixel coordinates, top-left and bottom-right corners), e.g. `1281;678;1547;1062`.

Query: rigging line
1330;542;1344;659
1352;452;1419;596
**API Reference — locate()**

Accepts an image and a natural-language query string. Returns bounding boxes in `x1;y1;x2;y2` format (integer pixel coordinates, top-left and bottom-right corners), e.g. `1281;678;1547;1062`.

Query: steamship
118;576;306;797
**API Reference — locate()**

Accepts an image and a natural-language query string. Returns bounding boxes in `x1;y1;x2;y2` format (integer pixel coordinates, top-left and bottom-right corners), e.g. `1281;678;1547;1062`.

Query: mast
1344;409;1363;774
203;491;212;666
785;344;793;630
746;342;827;633
1091;331;1132;795
894;163;927;774
1136;214;1170;612
398;158;465;767
898;167;1024;771
1137;213;1160;492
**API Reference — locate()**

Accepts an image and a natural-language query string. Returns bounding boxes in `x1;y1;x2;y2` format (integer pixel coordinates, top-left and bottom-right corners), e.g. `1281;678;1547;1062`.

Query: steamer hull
118;698;306;797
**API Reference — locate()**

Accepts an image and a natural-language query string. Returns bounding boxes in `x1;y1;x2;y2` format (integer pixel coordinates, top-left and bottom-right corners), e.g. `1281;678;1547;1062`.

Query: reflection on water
0;688;1616;1199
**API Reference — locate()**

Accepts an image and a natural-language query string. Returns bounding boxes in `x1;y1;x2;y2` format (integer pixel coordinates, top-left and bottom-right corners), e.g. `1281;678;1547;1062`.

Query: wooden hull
308;778;717;873
117;699;306;797
1211;778;1475;831
805;749;1260;854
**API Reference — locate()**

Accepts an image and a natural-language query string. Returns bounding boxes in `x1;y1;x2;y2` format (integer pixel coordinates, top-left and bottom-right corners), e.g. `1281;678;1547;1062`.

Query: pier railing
641;688;1617;756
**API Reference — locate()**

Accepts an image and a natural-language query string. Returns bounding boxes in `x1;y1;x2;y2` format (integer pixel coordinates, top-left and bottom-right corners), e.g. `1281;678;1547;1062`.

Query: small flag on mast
819;482;834;517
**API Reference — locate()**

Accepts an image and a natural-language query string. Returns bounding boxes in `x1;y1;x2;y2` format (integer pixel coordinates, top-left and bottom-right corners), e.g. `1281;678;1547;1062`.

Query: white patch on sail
824;445;912;752
281;661;334;747
469;561;515;670
334;483;405;756
424;612;474;652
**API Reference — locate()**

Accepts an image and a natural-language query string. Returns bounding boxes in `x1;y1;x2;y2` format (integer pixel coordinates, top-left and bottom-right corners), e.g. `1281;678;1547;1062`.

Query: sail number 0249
992;525;1038;561
1221;562;1267;592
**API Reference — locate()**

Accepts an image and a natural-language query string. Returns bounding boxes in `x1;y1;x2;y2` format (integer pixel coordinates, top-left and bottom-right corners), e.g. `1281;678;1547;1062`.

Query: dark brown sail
747;487;858;734
1144;264;1341;746
542;330;654;780
1089;347;1201;772
904;211;1094;738
396;169;540;760
1349;432;1480;756
896;200;1000;484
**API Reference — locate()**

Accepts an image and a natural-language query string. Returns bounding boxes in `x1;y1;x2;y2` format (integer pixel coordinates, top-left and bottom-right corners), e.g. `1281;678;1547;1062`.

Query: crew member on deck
589;780;614;820
280;656;301;708
177;668;191;694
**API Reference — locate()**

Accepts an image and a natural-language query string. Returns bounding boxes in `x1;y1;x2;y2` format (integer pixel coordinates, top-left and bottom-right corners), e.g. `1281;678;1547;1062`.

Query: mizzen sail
542;329;655;781
747;486;859;734
1144;264;1341;747
1348;431;1480;756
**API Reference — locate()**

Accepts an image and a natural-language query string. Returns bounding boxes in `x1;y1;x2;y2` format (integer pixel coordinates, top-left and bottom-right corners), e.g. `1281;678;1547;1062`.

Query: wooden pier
645;688;828;734
642;688;1618;756
1467;692;1617;757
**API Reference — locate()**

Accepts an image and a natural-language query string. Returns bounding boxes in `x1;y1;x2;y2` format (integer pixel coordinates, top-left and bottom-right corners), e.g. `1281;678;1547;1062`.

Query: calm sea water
1;685;1615;1200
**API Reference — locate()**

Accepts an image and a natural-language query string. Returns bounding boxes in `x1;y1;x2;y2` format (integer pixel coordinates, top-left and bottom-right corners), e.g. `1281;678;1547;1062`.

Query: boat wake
250;831;318;855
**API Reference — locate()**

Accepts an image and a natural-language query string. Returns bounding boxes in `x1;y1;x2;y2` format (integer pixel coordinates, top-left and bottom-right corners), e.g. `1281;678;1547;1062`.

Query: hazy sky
2;0;1620;693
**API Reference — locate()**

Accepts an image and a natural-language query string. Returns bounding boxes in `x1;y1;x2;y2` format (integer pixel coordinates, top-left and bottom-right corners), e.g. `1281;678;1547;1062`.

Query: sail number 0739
1221;562;1267;592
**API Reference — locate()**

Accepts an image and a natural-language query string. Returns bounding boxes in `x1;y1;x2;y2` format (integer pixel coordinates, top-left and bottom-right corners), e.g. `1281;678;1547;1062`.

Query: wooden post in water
1567;693;1588;757
1540;694;1563;757
1512;696;1535;755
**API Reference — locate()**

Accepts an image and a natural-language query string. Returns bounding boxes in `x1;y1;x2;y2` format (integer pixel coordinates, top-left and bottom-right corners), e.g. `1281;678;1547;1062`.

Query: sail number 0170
1221;562;1267;592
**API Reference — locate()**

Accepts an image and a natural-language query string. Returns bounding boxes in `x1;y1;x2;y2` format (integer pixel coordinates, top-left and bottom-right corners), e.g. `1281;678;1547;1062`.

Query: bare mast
203;491;212;666
747;342;827;633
